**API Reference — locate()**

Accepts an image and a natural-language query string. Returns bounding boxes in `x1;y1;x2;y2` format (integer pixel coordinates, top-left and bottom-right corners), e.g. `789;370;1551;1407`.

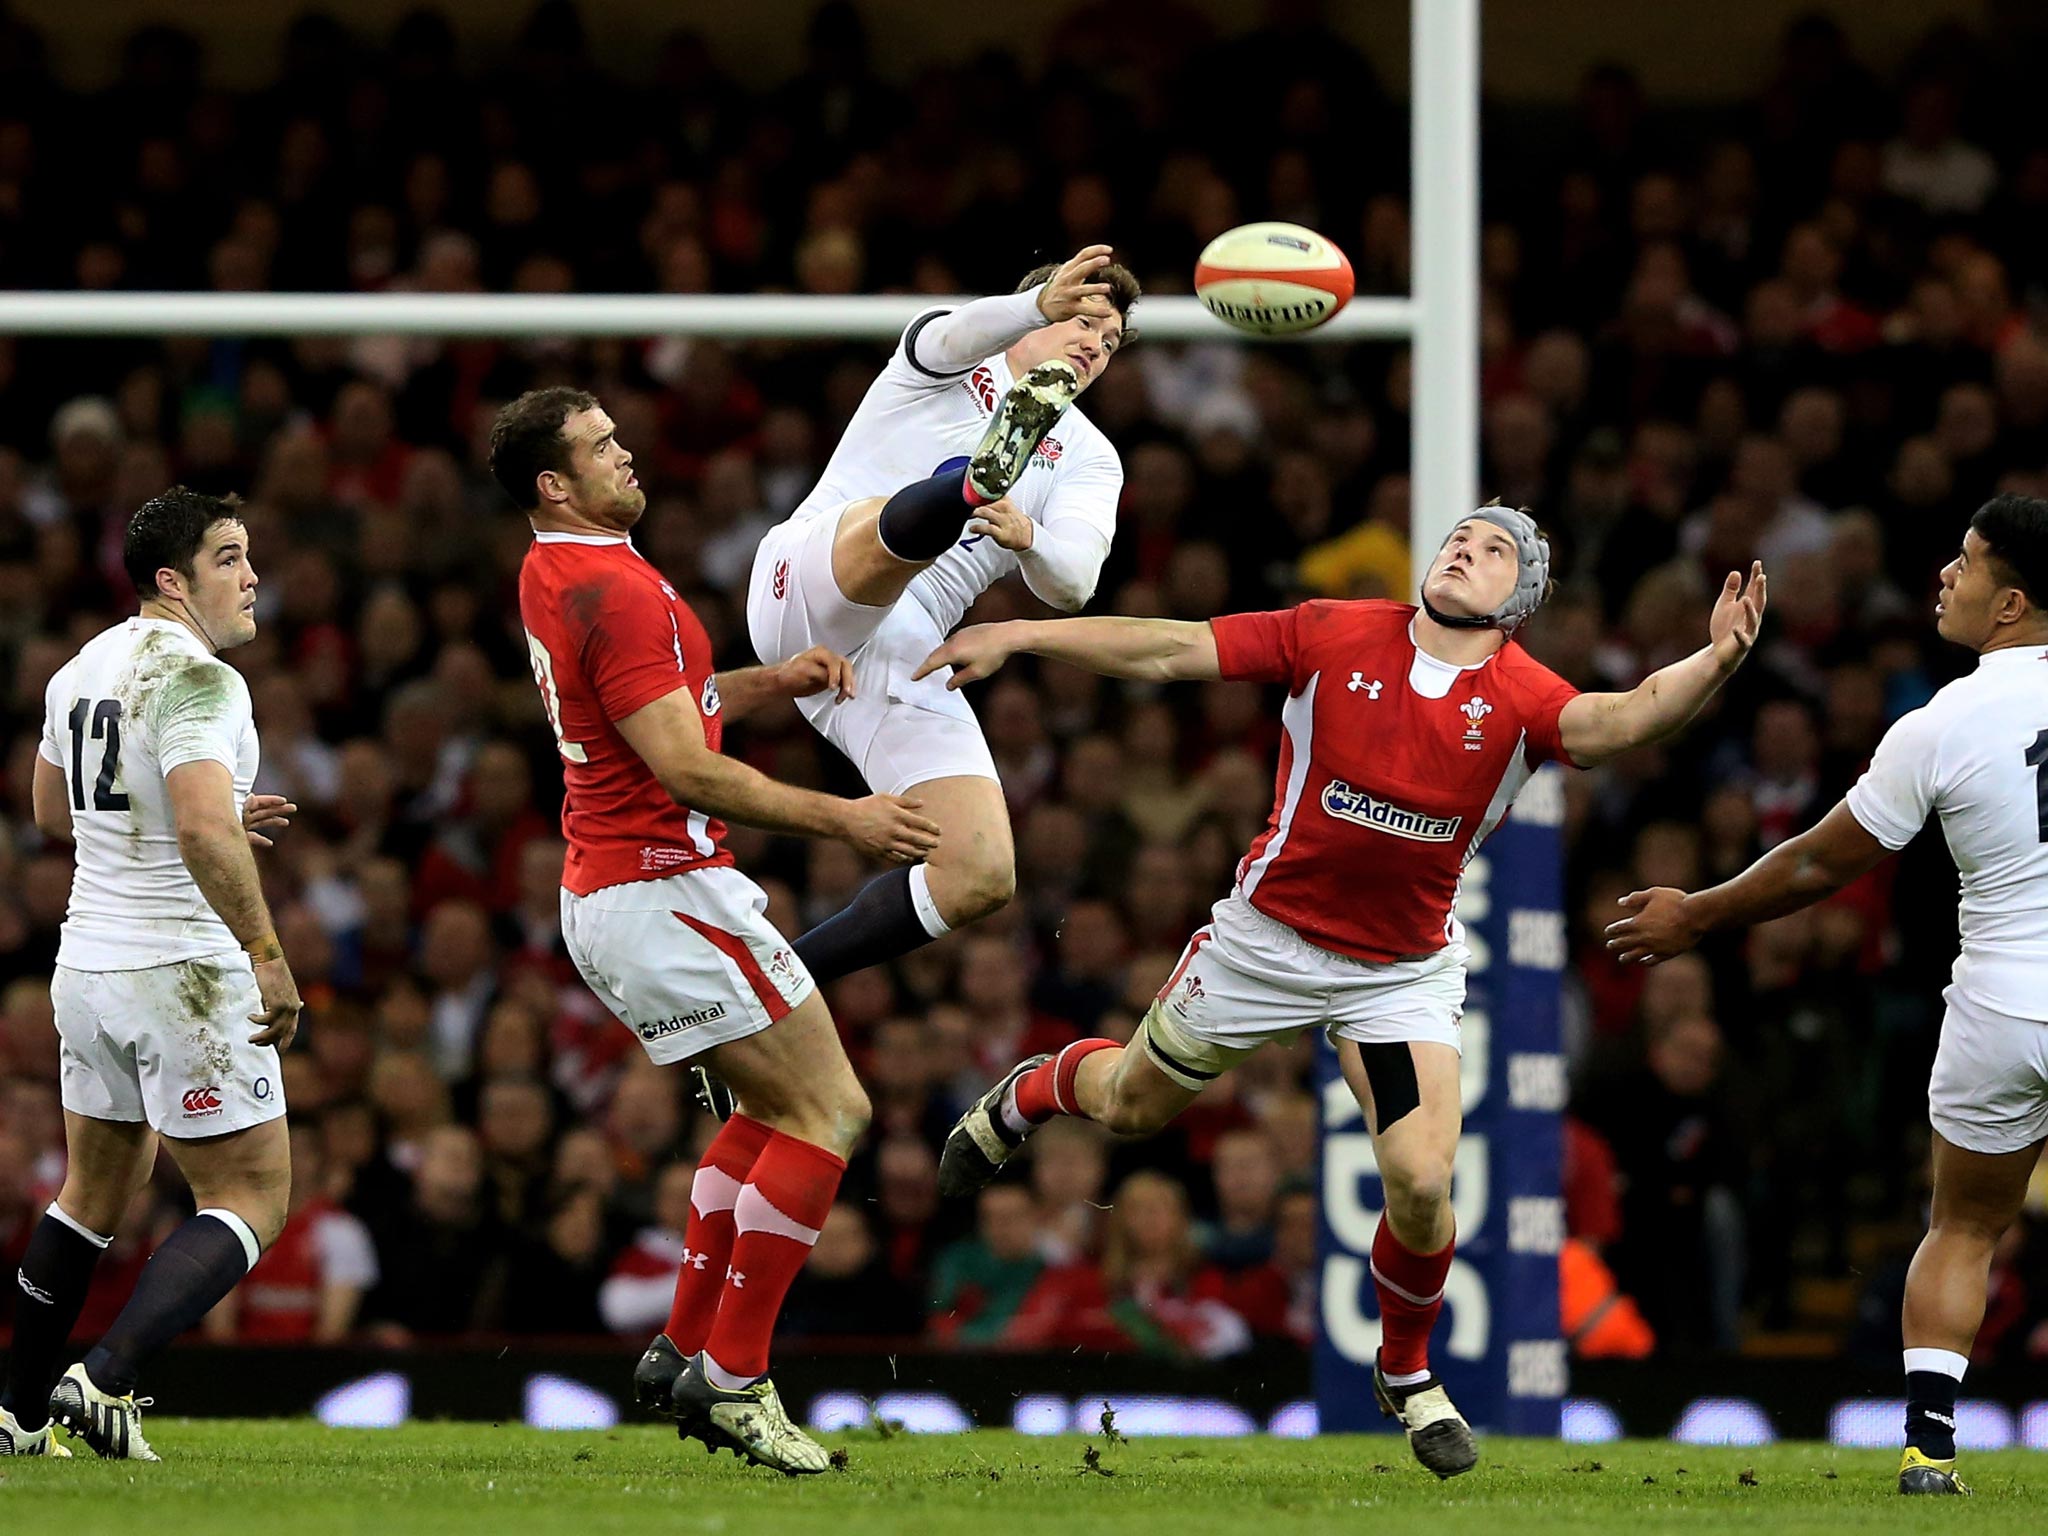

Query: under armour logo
682;1248;710;1270
1347;672;1383;698
725;1265;746;1288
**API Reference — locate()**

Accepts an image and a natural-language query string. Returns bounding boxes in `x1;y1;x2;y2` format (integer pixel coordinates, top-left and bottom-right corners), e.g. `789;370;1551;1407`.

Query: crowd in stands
5;2;2048;1363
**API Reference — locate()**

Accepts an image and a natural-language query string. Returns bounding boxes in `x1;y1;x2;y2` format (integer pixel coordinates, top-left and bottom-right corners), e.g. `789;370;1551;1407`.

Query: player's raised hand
774;645;856;702
1036;244;1117;323
1603;887;1699;966
838;794;943;864
913;622;1018;689
242;793;296;849
1708;561;1767;665
248;955;304;1048
965;497;1034;552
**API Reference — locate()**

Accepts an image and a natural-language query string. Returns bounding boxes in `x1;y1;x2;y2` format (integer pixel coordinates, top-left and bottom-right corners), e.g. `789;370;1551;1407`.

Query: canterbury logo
181;1087;223;1115
771;559;789;600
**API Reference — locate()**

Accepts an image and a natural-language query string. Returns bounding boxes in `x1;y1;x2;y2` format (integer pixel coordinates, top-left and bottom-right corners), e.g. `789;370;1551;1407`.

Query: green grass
3;1422;2041;1535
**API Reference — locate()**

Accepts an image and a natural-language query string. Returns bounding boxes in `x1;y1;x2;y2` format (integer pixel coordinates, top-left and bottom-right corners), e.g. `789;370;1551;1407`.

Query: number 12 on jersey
68;697;130;811
526;630;588;763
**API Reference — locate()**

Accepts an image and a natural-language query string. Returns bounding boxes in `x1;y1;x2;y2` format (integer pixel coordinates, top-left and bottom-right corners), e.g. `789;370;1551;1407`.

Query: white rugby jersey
782;293;1124;634
1846;642;2048;1019
40;617;258;970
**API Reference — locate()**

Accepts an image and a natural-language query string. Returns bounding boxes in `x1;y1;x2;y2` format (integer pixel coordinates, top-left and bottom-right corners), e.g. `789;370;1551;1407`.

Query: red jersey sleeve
1209;607;1304;686
582;572;690;722
1501;644;1581;767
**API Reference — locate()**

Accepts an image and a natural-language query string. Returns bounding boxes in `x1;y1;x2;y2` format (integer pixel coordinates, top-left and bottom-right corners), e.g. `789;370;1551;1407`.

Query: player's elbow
174;811;241;862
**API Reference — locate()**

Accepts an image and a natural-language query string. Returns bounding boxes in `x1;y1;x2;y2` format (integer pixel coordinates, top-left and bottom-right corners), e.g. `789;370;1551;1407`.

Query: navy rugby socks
793;865;950;984
1;1206;109;1429
876;467;983;562
82;1209;261;1396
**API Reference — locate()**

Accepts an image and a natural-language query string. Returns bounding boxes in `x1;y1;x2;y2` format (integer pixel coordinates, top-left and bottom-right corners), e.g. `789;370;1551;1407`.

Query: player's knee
1382;1159;1455;1227
945;852;1015;923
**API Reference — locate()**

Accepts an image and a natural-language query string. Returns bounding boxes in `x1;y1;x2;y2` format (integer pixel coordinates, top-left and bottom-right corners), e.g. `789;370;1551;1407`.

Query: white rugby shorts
54;956;286;1139
1142;893;1466;1091
1929;985;2048;1155
560;865;815;1066
746;511;999;796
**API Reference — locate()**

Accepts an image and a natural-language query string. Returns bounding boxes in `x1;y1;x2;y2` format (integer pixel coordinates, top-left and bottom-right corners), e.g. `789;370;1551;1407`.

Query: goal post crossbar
0;291;1420;342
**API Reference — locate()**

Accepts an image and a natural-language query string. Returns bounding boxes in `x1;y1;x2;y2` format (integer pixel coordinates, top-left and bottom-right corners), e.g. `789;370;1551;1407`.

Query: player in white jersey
1607;493;2048;1497
0;488;301;1462
746;245;1138;985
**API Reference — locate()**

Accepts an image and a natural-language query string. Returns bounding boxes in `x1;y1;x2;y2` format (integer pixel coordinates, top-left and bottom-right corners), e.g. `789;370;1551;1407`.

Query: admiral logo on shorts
1321;779;1463;843
638;1002;729;1042
181;1086;223;1118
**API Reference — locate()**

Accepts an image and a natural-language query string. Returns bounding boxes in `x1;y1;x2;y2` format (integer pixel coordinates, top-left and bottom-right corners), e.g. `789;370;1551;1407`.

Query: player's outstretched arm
1556;563;1767;766
614;686;941;863
915;616;1221;688
713;646;856;721
902;245;1116;377
1604;800;1890;965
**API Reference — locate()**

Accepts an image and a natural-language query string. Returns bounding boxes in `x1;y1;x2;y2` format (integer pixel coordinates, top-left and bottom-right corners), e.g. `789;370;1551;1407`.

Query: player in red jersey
919;509;1766;1477
491;388;941;1475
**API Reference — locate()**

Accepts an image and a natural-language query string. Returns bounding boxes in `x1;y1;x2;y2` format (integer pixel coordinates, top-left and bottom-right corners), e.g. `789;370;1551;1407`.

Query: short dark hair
1969;493;2048;609
123;486;242;601
488;387;599;510
1015;260;1142;347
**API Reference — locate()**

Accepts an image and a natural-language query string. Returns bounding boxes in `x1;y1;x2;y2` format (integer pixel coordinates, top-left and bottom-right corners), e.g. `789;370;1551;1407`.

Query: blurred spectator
1008;1170;1252;1358
928;1184;1046;1347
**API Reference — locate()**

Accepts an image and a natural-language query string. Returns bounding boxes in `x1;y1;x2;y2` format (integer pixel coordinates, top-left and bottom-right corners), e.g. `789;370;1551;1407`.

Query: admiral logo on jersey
638;1002;729;1042
1322;780;1463;842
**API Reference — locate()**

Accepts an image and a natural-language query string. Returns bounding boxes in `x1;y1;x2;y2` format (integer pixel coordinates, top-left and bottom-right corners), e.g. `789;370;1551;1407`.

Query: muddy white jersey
40;617;258;970
782;312;1123;633
1846;642;2048;1019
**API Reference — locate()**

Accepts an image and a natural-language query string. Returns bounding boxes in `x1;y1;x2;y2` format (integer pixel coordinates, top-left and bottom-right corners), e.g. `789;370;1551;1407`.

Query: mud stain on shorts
175;960;237;1082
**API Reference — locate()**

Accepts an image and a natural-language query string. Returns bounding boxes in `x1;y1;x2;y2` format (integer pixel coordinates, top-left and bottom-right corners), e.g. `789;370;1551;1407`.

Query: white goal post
0;1;1476;593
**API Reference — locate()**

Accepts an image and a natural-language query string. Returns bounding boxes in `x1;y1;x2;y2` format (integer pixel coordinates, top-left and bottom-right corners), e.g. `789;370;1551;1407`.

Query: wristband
244;933;284;963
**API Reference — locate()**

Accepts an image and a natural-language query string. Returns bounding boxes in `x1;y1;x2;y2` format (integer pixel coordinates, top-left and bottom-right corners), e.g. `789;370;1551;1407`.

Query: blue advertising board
1314;763;1567;1435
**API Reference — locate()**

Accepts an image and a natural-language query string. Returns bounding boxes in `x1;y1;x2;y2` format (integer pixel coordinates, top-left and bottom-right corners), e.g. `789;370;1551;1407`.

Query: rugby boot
966;361;1080;502
49;1363;159;1461
937;1054;1052;1198
1373;1353;1477;1479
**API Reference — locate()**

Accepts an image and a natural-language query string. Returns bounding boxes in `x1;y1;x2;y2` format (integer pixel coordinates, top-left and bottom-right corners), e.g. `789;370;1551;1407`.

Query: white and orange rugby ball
1194;222;1355;336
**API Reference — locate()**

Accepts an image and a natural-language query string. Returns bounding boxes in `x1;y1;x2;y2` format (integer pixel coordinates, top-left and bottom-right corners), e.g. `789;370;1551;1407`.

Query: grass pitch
3;1422;2041;1535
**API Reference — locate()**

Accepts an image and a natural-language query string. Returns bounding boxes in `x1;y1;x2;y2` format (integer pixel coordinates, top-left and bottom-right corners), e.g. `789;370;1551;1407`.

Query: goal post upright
1410;0;1482;592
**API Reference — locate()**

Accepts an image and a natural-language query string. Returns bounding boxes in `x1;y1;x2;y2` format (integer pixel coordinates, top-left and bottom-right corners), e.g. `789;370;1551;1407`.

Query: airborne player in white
1610;493;2048;1497
747;245;1138;983
0;489;300;1460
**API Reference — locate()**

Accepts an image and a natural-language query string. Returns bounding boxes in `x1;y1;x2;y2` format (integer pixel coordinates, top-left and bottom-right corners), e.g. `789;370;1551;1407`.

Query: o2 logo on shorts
253;1077;272;1101
182;1086;224;1118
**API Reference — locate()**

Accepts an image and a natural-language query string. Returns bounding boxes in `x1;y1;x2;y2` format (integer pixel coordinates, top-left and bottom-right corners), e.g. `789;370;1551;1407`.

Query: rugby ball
1195;222;1355;336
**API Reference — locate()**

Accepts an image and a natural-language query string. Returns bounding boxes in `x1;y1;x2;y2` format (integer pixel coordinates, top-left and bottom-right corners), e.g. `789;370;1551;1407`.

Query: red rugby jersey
1209;599;1578;962
519;532;732;895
